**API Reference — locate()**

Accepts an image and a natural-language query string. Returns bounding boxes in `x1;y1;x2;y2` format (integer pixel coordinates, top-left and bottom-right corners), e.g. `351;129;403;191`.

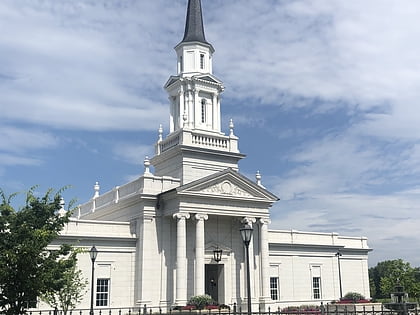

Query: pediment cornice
176;168;278;202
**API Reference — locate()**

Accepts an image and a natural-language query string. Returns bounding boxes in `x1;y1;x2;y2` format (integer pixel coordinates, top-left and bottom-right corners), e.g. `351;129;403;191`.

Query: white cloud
112;142;153;165
270;190;420;265
0;126;58;153
0;153;41;166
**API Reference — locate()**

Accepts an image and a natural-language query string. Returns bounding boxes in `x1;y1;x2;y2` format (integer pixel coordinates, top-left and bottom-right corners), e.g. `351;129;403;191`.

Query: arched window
180;56;183;72
201;99;206;123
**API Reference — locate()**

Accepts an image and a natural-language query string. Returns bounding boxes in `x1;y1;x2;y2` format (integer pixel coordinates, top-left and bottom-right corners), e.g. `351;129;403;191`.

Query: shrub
188;294;214;310
342;292;366;302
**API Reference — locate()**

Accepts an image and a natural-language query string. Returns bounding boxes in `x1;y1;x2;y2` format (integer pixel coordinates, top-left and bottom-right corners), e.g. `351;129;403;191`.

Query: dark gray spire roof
180;0;213;48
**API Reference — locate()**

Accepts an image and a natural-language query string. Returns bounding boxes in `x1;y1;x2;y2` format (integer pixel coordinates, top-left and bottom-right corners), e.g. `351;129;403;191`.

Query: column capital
195;213;208;221
241;217;256;225
173;212;190;220
259;218;271;225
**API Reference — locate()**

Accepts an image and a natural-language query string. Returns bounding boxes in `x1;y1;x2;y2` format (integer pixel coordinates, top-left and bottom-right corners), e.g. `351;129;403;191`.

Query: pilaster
259;218;271;306
195;213;208;295
173;212;191;305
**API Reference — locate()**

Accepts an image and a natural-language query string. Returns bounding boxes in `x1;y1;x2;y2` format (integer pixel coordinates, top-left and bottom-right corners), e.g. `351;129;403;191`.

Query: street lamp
89;246;98;315
240;224;253;315
336;252;343;299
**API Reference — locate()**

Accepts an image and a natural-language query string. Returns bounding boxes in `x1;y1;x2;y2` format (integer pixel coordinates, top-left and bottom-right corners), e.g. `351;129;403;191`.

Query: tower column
195;214;208;295
212;93;218;131
259;218;271;304
179;86;186;128
188;86;194;128
174;213;190;305
193;89;199;129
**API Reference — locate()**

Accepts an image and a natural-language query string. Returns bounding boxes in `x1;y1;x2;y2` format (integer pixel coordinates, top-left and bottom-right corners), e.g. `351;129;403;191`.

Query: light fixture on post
240;223;253;315
213;217;222;263
89;246;98;315
336;251;343;299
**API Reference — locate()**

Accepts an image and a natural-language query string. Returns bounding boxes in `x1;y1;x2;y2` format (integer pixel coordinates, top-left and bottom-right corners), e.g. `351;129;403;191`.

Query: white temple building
50;0;371;311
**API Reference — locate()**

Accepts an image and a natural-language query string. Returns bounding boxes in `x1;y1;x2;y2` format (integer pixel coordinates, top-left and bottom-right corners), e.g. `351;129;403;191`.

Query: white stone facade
41;0;371;312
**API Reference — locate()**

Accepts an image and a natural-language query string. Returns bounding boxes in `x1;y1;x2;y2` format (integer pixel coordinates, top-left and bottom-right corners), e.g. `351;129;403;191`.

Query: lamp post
240;224;253;315
336;252;343;299
89;246;98;315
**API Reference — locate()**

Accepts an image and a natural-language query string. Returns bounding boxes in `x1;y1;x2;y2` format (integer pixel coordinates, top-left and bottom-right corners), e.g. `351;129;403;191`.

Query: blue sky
1;0;420;267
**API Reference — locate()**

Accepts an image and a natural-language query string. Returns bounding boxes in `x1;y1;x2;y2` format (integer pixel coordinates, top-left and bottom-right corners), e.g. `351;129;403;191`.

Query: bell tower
151;0;245;184
166;0;222;134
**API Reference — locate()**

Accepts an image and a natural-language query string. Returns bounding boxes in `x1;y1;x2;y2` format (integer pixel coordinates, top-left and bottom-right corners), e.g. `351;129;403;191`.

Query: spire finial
256;171;265;188
158;124;163;142
144;156;151;175
229;118;235;137
93;181;100;199
181;0;213;50
58;197;66;217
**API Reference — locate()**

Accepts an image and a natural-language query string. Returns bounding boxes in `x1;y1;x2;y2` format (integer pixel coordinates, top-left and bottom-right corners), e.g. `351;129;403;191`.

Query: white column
173;212;190;305
193;89;199;129
188;86;194;128
179;85;186;128
259;218;271;302
195;214;208;295
212;93;218;131
216;95;221;132
169;96;175;132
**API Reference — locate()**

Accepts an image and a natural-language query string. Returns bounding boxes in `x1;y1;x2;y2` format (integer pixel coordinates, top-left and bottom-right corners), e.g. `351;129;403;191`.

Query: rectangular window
313;277;321;299
201;99;206;123
200;53;205;69
96;278;110;306
270;277;279;300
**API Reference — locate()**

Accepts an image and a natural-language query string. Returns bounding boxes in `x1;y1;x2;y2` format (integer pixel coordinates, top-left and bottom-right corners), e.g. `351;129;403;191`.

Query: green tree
0;187;73;314
41;253;88;315
369;259;420;302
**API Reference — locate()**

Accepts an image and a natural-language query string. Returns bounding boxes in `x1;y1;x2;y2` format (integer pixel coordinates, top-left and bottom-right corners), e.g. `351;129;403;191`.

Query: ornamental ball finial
229;118;234;136
158;124;163;142
58;197;66;217
144;156;151;174
256;171;262;186
93;181;100;198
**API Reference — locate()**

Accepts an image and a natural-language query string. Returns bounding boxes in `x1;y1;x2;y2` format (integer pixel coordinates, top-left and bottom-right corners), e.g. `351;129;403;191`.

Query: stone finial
158;124;163;142
58;197;66;217
256;170;262;186
229;119;234;137
144;156;151;174
93;181;100;199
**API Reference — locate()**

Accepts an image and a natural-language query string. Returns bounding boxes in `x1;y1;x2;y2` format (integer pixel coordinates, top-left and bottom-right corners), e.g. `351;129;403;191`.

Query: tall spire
181;0;212;48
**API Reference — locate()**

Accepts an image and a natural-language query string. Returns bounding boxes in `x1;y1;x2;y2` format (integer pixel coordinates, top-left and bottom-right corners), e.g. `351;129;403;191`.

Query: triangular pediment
177;168;278;202
193;74;223;85
164;75;180;88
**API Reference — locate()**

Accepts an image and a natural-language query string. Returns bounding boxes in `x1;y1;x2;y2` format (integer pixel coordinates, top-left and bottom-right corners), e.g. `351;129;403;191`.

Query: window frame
270;276;279;300
201;98;206;123
200;53;205;69
312;276;321;299
96;278;110;307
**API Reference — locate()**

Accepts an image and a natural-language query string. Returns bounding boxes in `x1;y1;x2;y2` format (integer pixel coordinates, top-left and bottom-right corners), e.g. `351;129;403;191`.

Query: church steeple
175;0;214;76
153;0;244;185
180;0;214;51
